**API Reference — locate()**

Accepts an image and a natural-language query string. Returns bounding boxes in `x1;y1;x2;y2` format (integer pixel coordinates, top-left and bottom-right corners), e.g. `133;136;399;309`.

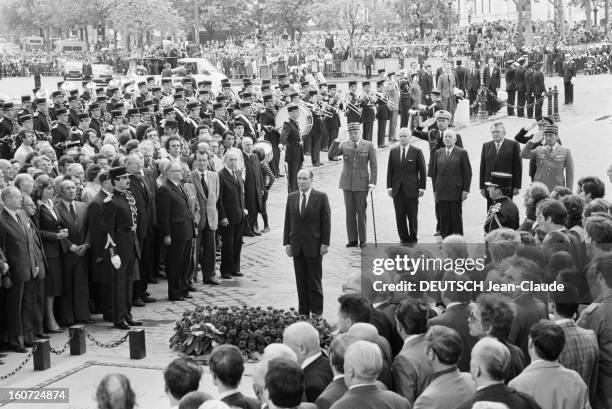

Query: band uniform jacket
329;384;409;409
328;139;377;191
0;116;13;138
129;172;156;240
283;188;331;259
190;169;220;231
456;383;542;409
431;146;472;202
259;109;280;146
217;168;245;225
375;97;389;121
102;190;141;275
484;65;501;89
157;180;196;242
467;68;481;92
484;196;520;233
51;122;70;148
521;143;574;191
505;66;517;91
386;145;426;198
69;108;79;128
55;200;89;266
346;92;362;123
479;138;522;190
280;119;304;163
33;111;51;135
89;116;103;139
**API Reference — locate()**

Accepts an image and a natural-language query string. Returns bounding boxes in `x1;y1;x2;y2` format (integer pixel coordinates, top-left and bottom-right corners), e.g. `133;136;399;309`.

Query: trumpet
338;95;362;117
299;101;332;118
375;91;398;110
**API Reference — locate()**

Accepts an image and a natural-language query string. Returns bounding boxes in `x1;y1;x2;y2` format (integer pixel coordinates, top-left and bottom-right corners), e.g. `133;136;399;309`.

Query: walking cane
370;190;378;248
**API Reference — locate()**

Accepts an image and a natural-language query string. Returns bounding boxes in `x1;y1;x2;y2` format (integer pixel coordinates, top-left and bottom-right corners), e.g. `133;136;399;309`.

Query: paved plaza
0;73;611;407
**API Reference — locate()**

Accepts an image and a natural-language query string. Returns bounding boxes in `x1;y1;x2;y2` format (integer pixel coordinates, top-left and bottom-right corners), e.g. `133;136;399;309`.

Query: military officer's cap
51;91;63;98
202;80;212;86
78;113;90;120
126;108;140;116
243;80;252;87
261;85;270;91
109;166;130;180
66;140;81;149
377;69;385;74
278;74;287;80
199;90;210;95
347;122;361;132
68;96;78;102
387;72;395;77
376;80;385;87
21;95;31;102
281;84;290;90
96;87;105;94
173;93;184;100
287;104;299;112
164;120;178;128
108;86;119;93
186;101;200;110
429;90;441;96
2;103;14;110
544;124;558;135
362;81;370;87
96;96;109;102
19;114;33;122
33;98;47;105
161;78;172;84
114;102;124;109
137;81;147;87
435;110;452;121
319;83;327;88
88;103;100;111
486;172;513;188
243;92;253;98
301;81;309;87
139;107;149;114
162;107;174;114
213;103;224;110
151;86;162;92
348;81;357;87
182;77;194;84
55;108;68;116
233;120;246;129
146;76;155;82
308;90;318;96
289;92;298;98
239;102;251;108
111;110;123;118
262;79;271;85
222;82;231;89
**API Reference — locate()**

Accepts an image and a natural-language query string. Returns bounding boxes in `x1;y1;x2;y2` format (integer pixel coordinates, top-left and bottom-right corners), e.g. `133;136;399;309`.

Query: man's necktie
201;173;209;197
301;193;306;215
496;144;500;154
446;149;450;159
353;142;358;150
69;203;77;223
401;148;406;164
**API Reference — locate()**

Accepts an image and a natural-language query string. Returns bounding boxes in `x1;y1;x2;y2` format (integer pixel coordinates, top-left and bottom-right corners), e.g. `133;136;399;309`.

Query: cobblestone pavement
1;74;612;400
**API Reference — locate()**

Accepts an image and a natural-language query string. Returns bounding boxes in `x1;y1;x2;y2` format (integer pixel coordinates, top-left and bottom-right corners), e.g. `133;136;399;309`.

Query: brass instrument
375;91;398;110
299;101;332;118
337;94;362;116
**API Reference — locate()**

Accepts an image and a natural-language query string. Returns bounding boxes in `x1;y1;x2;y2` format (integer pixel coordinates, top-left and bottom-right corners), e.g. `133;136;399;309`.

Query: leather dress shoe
114;322;130;330
231;272;244;277
221;274;232;279
126;319;142;326
203;279;220;285
36;333;50;339
142;295;157;303
187;285;197;292
359;242;367;248
12;345;27;353
184;294;194;299
132;298;146;307
169;297;185;301
346;241;358;248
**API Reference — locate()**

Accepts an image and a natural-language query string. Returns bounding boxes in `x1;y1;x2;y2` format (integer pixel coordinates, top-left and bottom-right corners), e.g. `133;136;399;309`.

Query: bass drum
253;140;273;163
275;105;313;135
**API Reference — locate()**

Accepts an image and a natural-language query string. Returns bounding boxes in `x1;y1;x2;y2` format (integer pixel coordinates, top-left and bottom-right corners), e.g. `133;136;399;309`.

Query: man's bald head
283;322;321;365
471;337;511;383
262;343;298;362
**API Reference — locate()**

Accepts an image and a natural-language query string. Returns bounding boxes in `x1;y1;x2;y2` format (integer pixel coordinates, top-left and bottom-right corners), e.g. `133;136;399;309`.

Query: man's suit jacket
509;360;589;409
506;66;516;91
243;151;263;208
157;180;195;242
413;369;475;409
218;167;245;225
387;144;426;198
467;68;481;91
431;146;472;202
283;189;331;259
281;119;304;163
525;68;534;94
316;377;347;409
455;66;467;91
484;65;501;89
429;303;478;372
303;354;334;402
516;66;527;92
0;209;37;282
391;333;434;405
55;200;89;266
479;138;522;190
436;72;456;99
328;139;377;191
220;392;259;409
190;169;220;231
456;383;542;409
419;72;433;101
129;172;156;239
329;384;409;409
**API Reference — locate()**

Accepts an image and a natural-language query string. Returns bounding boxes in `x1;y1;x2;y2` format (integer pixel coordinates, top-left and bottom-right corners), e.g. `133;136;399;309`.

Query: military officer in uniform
520;124;574;192
281;104;303;193
102;166;142;330
484;172;520;233
562;54;576;105
328;122;377;248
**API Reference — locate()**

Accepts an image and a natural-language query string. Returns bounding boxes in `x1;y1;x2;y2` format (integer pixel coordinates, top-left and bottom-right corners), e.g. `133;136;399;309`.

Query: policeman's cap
435;110;452;121
109;166;130;180
486;172;513;188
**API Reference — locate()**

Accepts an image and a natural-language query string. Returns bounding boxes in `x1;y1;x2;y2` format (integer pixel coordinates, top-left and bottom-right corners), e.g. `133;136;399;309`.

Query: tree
571;0;592;30
265;0;313;43
393;0;454;39
313;0;366;52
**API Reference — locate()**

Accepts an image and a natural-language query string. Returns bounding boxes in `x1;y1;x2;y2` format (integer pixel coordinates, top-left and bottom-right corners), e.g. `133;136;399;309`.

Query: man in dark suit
466;60;481;116
283;322;333;402
209;344;260;409
454;60;467;95
479;121;522;209
515;57;527;117
241;137;263;236
524;62;535;119
419;65;434;104
218;151;246;279
387;128;426;244
126;154;157;306
55;179;93;326
281;104;304;193
102;166;142;330
456;337;542;409
191;151;221;285
562;54;576;104
532;62;547;119
505;60;516;116
316;334;352;409
158;161;196;301
0;186;39;352
431;129;472;237
284;169;331;316
483;58;501;116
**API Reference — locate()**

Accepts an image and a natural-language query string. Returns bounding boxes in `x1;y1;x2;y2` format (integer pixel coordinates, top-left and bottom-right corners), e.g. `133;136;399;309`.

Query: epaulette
103;194;113;203
583;303;599;314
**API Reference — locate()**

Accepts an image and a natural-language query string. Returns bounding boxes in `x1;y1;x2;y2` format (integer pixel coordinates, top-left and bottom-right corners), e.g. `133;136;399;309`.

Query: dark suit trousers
287;160;303;193
486;88;498;115
564;81;573;103
22;278;44;343
377;118;387;147
220;221;243;275
310;132;321;166
526;94;535;118
5;281;26;348
365;65;372;79
112;258;135;324
166;239;192;299
393;194;419;244
343;190;367;244
517;92;526;117
134;234;153;300
327;123;339;150
506;90;516;115
362;120;373;142
439;200;463;238
468;89;479;115
400;110;410;128
198;222;216;281
59;259;90;324
535;97;544;119
293;253;323;316
303;133;310;155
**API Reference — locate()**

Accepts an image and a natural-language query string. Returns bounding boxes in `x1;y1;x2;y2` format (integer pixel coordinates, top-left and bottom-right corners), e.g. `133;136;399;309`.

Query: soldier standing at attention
563;54;576;105
328;122;377;248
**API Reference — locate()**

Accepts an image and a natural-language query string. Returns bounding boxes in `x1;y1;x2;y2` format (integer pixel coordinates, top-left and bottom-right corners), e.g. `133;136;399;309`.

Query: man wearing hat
524;62;535;119
484;172;520;233
325;84;342;152
280;104;304;193
483;58;500;116
212;103;229;135
0;103;16;159
135;81;149;108
260;95;281;176
562;54;576;105
532;63;547;119
102;166;143;330
375;80;389;148
126;108;141;139
18;95;33;124
183;101;201;142
68;96;81;127
360;81;375;142
515;57;527;117
328;122;377;247
51;108;71;153
521;123;573;192
14;115;35;165
172;93;186;134
346;81;361;124
49;91;65;121
33;98;51;136
88;103;103;139
504;60;516;116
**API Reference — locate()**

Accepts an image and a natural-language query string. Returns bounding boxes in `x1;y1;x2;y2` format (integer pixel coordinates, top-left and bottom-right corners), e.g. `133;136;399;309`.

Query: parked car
92;64;114;84
63;61;84;80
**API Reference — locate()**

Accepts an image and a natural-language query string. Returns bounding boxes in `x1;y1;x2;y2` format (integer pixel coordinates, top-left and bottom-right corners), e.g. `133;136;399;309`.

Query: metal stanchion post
70;325;87;355
33;340;50;371
547;87;553;117
553;86;560;122
478;88;488;120
128;329;146;359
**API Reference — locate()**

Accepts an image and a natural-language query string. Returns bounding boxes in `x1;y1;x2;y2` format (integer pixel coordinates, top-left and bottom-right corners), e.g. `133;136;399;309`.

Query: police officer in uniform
51;108;71;153
562;54;576;105
49;91;64;121
328;122;377;248
102;166;142;330
515;57;527;117
280;104;303;193
33;98;51;137
505;61;516;116
524;62;535;119
484;172;520;233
